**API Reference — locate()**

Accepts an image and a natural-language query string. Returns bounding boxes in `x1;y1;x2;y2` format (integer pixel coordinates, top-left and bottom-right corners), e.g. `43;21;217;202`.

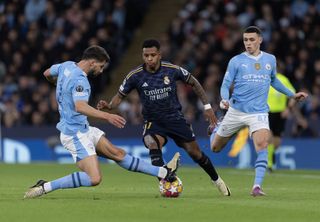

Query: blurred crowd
121;0;320;137
1;0;320;137
0;0;149;127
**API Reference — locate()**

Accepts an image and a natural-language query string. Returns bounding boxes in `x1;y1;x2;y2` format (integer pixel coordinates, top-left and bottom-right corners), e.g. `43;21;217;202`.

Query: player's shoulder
262;51;276;58
161;61;180;70
125;65;144;80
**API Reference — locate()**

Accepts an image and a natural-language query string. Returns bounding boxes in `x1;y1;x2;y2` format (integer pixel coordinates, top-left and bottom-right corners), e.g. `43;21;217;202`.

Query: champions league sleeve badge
76;85;84;92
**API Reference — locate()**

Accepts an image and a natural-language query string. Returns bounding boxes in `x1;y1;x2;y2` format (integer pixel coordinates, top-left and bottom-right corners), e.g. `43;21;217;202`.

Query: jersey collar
243;51;264;61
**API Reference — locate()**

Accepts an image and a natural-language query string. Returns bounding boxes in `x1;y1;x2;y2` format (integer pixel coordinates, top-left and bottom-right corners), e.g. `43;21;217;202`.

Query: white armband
204;104;212;110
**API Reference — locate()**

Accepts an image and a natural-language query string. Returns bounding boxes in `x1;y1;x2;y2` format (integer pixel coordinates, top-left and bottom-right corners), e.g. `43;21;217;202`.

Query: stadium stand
0;0;319;137
0;0;149;127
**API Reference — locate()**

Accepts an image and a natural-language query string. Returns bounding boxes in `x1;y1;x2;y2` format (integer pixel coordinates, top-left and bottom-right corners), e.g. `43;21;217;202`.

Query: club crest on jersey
164;76;170;85
254;63;261;70
265;63;271;70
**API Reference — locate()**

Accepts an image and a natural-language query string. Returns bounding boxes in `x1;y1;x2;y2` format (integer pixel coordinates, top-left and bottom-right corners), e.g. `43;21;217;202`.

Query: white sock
158;167;168;179
43;182;53;193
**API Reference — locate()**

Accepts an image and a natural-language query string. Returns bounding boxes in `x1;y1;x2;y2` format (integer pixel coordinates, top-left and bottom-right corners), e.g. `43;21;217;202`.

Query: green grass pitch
0;163;319;222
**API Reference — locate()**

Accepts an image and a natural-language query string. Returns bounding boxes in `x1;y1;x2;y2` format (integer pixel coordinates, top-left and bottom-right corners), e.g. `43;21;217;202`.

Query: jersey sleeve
119;75;136;96
220;58;236;100
175;66;191;82
270;56;294;97
71;77;90;102
49;64;61;77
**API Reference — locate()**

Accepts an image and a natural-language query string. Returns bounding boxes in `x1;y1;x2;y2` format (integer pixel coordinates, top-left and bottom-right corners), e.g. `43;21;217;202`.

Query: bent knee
91;175;102;186
256;141;269;149
211;145;223;153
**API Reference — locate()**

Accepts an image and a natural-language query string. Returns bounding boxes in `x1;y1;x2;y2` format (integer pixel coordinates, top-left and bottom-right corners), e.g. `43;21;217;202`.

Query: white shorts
217;107;269;137
60;126;105;162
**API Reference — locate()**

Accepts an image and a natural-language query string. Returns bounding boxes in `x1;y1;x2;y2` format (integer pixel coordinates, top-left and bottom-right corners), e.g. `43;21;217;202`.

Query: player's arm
187;75;217;125
76;100;126;128
97;92;125;110
271;76;308;101
220;59;236;109
43;68;58;85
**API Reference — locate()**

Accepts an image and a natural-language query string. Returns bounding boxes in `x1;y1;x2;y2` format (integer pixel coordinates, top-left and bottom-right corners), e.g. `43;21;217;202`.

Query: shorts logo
265;63;271;70
164;76;170;85
76;85;84;92
254;63;261;70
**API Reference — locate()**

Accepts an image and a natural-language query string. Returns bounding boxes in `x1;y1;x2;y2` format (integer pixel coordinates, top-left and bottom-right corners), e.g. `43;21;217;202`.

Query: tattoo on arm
187;76;209;105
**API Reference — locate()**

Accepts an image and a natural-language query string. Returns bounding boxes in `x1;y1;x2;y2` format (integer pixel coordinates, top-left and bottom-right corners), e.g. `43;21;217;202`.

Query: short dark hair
82;45;110;62
142;39;160;50
244;26;262;36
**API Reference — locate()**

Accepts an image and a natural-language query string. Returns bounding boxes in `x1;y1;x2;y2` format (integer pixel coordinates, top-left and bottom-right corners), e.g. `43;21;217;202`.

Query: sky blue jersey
50;61;91;135
220;51;294;113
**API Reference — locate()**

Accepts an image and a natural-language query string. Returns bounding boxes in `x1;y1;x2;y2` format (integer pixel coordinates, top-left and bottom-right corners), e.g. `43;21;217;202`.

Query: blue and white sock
254;149;268;187
44;172;92;193
117;154;167;178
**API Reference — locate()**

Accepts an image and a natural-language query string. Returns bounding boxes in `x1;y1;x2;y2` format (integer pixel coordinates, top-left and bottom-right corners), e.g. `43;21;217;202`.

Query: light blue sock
254;149;268;186
50;172;92;191
117;154;161;177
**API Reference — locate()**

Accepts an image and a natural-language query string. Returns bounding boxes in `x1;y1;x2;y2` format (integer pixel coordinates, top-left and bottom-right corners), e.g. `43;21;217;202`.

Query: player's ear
259;36;263;44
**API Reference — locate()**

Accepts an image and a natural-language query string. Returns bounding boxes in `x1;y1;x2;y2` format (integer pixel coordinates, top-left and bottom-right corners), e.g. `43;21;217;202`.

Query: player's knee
90;175;102;186
143;135;158;149
211;145;222;153
211;142;222;153
256;140;269;149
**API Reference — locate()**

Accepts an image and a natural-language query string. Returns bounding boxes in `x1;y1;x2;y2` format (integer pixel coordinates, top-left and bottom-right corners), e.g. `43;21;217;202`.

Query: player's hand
220;100;229;110
105;113;126;128
204;108;218;127
97;100;110;110
293;92;308;102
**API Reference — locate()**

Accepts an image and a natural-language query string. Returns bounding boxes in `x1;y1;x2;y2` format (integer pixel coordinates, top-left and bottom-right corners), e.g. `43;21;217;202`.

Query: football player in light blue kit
24;45;180;199
209;26;308;196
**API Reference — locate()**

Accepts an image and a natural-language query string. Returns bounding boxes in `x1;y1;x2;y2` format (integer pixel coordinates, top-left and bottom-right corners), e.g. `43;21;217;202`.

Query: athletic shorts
269;112;285;137
60;126;105;162
142;118;196;148
217;107;269;137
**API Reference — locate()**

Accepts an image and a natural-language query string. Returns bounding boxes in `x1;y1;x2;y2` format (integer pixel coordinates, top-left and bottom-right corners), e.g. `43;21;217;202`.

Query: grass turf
0;163;319;222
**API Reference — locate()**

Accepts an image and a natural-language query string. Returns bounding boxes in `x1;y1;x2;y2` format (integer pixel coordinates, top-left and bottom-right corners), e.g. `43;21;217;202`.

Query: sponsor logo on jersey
142;82;149;87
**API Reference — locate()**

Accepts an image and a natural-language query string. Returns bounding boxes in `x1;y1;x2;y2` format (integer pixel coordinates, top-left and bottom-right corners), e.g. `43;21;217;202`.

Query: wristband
204;104;212;110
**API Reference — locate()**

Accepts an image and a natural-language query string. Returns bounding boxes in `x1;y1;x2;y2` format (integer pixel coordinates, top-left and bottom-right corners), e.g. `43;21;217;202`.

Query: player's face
88;60;108;76
142;47;161;71
243;33;262;56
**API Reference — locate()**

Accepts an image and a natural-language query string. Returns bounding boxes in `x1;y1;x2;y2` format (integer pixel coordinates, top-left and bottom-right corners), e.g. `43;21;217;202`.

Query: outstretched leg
181;141;231;196
96;136;180;181
24;155;101;199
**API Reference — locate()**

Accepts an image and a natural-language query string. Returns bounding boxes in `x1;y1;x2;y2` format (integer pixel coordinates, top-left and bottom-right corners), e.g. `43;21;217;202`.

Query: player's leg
142;121;168;167
24;131;102;198
180;140;230;196
143;134;167;166
210;107;244;152
251;128;270;196
95;135;179;181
